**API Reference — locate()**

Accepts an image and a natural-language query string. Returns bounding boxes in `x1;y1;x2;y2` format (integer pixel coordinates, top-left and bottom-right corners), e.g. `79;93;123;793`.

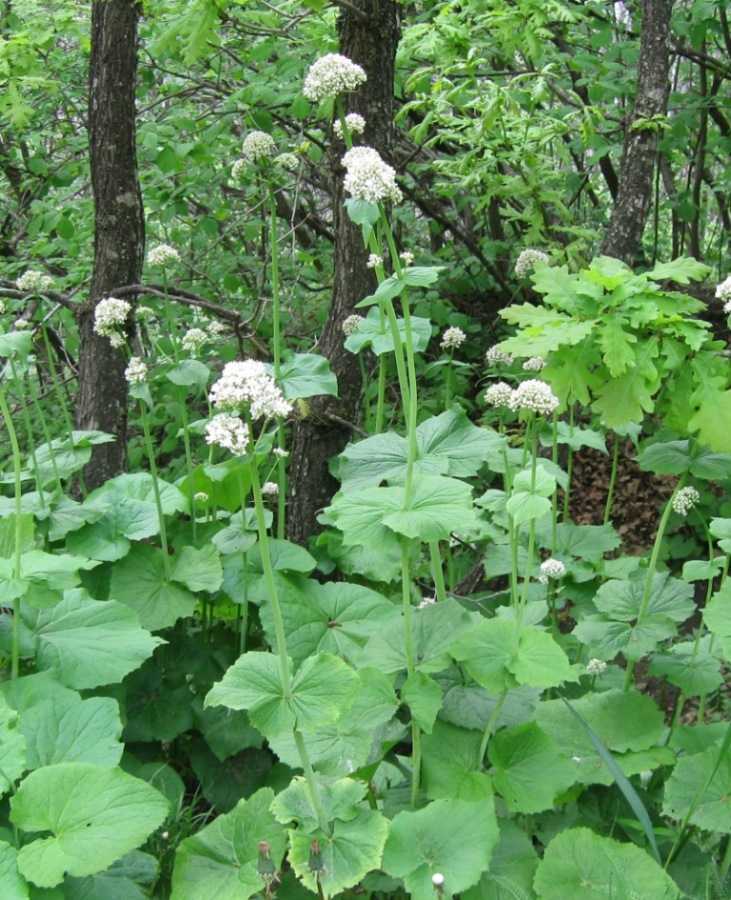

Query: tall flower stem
138;399;172;581
40;322;74;440
623;474;688;691
516;420;539;626
603;431;621;526
562;404;576;521
0;385;24;680
429;541;447;603
249;454;329;835
400;538;421;807
479;687;508;765
268;186;287;540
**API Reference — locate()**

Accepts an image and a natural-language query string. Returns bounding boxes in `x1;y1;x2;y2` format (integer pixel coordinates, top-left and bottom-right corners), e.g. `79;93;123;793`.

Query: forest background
1;0;731;897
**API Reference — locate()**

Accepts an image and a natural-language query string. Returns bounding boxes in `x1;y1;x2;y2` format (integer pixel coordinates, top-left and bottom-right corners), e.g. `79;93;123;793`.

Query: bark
76;0;144;489
600;0;673;265
286;0;401;546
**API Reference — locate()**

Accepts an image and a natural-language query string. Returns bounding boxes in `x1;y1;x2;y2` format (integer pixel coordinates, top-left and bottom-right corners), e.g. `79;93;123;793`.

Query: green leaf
663;745;731;833
344;197;380;226
537;691;667;786
646;256;711;284
205;651;359;739
599;313;637;376
325;485;402;552
451;619;574;692
61;850;158;900
489;722;576;814
500;317;596;358
421;720;492;801
533;827;680;899
381;475;479;541
461;820;539;900
288;808;389;898
344;306;433;356
648;639;723;695
272;775;367;828
592;337;660;427
688;386;731;452
10;764;168;889
34;591;164;689
26;431;115;487
110;545;197;631
0;840;27;900
171;544;223;593
276;352;338;399
0;514;36;557
402;670;443;734
0;694;26;797
20;694;123;769
173;788;287;900
382;798;499;900
637;439;731;478
592;573;694;624
165;359;210;389
357;266;444;307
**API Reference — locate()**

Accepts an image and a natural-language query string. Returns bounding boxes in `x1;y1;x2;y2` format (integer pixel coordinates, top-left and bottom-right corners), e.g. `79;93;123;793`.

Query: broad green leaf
599;313;636;376
34;591;163;689
402;670;443;733
0;550;98;608
110;545;197;631
381;475;479;541
0;514;36;557
325;485;402;552
276;352;338;399
171;544;222;593
10;764;168;889
20;694;123;769
421;720;492;801
648;639;723;695
173;788;287;900
26;431;115;487
363;599;476;674
537;691;667;786
382;798;499;900
663;745;731;833
44;495;106;542
271;775;366;829
637;439;731;478
544;338;602;407
357;266;444;306
500;317;595;358
288;808;389;898
592;573;694;623
545;421;607;453
461;819;539;900
205;651;359;738
592;337;660;426
549;521;620;562
646;257;711;284
257;577;400;666
533;827;680;899
0;694;26;797
688;385;731;452
489;722;576;814
451;619;574;692
573;615;676;662
0;841;27;900
61;850;158;900
344;197;379;226
529;265;582;313
165;359;210;389
344;306;432;356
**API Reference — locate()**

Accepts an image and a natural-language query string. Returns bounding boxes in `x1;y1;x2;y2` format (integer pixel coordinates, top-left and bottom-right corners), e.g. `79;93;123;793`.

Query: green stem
444;352;454;410
623;474;688;691
40;323;74;439
429;540;447;603
250;458;329;834
603;431;621;526
479;687;508;764
0;385;24;680
10;357;51;502
400;538;421;807
562;404;575;521
139;399;172;581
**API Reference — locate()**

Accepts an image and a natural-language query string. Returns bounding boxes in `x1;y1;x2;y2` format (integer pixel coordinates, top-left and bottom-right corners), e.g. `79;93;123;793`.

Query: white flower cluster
366;253;383;269
93;297;131;348
194;491;209;503
205;413;251;455
273;446;289;459
303;54;367;103
124;356;148;384
342;147;402;205
341;314;363;336
242;131;276;162
276;152;299;172
509;379;560;415
400;251;415;266
523;356;546;371
418;595;437;609
440;326;466;350
672;486;700;516
586;658;607;677
209;359;292;420
14;318;30;330
207;320;227;337
539;558;566;584
231;159;247;181
334;113;366;140
0;301;5;314
515;248;550;278
261;481;279;497
16;270;53;293
182;328;208;353
484;381;513;408
136;306;156;321
147;244;181;268
485;345;514;366
716;275;731;313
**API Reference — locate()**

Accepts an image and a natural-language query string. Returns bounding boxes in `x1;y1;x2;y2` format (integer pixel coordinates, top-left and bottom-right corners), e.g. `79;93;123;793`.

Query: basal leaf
11;764;168;889
663;745;731;834
382;475;479;541
0;694;26;797
276;352;338;399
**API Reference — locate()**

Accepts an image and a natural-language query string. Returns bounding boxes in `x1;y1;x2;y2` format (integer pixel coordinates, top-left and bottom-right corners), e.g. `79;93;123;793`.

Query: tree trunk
76;0;144;489
286;0;402;546
600;0;673;265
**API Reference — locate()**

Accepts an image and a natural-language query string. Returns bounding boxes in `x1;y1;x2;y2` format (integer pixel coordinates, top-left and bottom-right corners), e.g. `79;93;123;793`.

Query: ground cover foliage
2;0;731;898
